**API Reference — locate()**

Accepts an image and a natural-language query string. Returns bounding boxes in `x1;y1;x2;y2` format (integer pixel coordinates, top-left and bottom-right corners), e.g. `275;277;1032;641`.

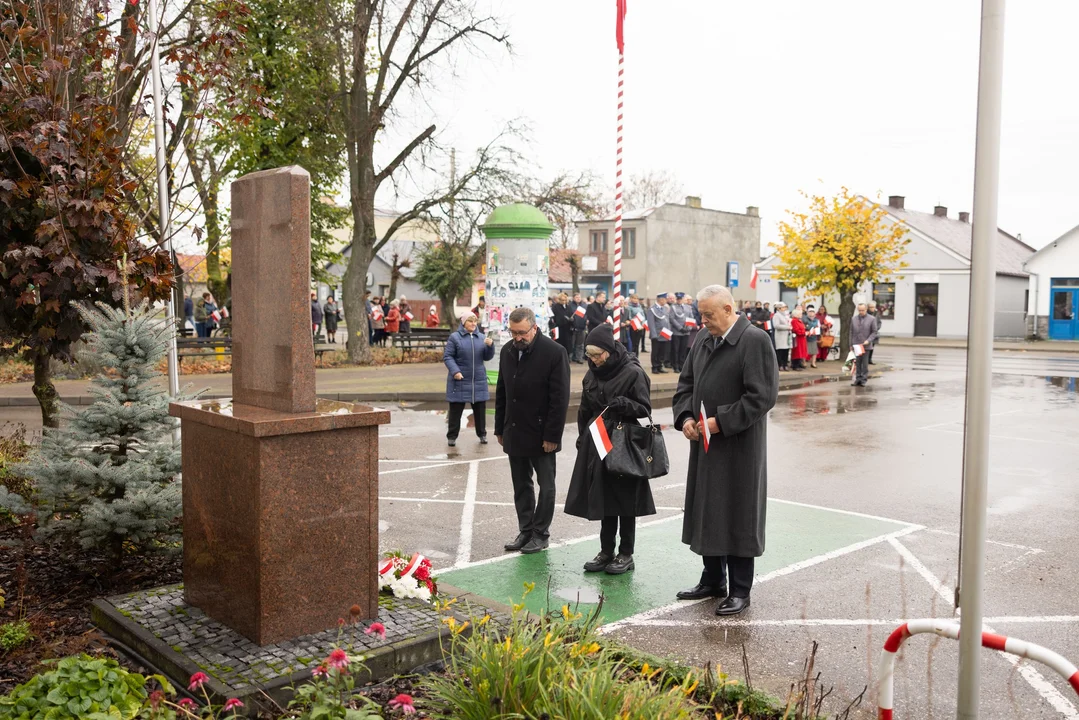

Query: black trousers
571;329;586;362
600;515;636;555
701;555;755;598
447;401;486;440
672;333;689;370
868;348;875;364
508;453;557;541
631;329;646;355
776;348;789;368
650;339;669;371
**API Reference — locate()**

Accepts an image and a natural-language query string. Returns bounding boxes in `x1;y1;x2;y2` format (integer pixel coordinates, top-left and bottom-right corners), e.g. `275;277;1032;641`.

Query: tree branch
375;124;435;186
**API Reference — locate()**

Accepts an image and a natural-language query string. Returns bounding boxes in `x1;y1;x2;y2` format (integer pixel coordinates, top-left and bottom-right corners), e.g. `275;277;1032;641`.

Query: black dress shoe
583;551;614;573
715;596;750;616
504;532;530;552
605;553;634;575
447;439;456;447
479;436;488;445
520;537;550;554
676;583;727;601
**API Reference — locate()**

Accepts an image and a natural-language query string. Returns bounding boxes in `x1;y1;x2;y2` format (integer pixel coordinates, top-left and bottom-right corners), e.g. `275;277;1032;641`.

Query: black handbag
603;412;670;481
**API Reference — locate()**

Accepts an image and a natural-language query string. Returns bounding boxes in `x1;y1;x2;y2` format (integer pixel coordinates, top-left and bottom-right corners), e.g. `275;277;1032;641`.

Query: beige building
574;197;761;302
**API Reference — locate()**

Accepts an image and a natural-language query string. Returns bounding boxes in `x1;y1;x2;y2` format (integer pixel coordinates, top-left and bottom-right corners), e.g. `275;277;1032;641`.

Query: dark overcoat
564;348;657;521
494;334;571;457
672;315;779;557
444;323;496;404
550;303;574;354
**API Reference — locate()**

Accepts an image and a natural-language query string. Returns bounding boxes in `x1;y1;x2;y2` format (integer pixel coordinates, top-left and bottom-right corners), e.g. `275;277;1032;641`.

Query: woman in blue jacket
443;312;496;447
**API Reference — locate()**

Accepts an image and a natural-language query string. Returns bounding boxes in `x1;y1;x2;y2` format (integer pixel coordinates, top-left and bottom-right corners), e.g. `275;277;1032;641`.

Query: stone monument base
169;398;390;645
91;584;511;711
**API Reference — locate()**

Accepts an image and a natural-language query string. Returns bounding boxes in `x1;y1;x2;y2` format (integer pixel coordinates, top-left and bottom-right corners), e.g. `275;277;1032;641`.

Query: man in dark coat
673;285;779;616
495;307;571;554
549;293;574;355
569;292;588;364
565;324;656;575
585;291;609;333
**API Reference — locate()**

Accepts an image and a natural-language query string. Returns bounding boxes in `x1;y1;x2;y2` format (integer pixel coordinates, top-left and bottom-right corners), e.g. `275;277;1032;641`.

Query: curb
880;340;1079;355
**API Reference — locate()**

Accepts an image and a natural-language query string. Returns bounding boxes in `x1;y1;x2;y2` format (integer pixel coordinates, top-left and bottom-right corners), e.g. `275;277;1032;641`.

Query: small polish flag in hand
551;327;560;341
574;306;586;318
764;320;771;331
372;307;383;321
220;306;229;318
853;343;865;356
630;316;644;331
210;309;222;322
607;315;615;326
659;327;673;340
404;311;414;321
699;402;711;452
589;413;613;460
685;317;698;329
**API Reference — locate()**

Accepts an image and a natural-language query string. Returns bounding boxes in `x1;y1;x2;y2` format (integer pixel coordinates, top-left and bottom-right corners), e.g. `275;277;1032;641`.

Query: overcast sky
386;0;1079;254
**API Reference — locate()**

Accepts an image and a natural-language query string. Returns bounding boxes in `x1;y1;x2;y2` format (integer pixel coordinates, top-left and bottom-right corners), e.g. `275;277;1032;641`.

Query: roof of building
875;200;1034;277
576;207;658;225
1027;222;1079;262
548;248;577;284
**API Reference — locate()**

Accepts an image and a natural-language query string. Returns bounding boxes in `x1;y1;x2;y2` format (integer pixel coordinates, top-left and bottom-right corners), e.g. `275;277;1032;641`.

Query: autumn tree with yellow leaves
772;189;910;356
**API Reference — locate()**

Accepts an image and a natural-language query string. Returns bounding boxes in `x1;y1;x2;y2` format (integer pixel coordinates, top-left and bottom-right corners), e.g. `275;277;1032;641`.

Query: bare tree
622;169;684;211
521;171;604;296
328;0;510;363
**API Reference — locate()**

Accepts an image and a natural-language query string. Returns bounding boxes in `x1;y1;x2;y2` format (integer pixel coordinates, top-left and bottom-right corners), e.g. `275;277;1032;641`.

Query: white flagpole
146;0;180;405
957;0;1005;716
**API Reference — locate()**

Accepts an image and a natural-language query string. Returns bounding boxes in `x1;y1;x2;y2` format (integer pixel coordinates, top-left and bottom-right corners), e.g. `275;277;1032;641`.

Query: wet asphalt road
4;347;1079;717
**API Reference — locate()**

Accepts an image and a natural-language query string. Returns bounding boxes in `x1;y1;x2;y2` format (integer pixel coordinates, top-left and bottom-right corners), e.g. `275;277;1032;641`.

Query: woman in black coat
549;292;574;355
565;324;656;575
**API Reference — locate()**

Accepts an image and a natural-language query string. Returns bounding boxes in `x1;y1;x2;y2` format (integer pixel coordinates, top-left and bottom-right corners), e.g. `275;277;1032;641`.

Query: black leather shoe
520;537;550;554
676;583;727;601
504;533;530;552
479;436;488;445
605;553;634;575
448;439;456;447
583;551;614;573
715;596;751;616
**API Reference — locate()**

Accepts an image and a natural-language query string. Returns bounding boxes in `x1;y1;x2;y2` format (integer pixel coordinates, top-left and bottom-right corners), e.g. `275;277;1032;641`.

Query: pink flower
326;648;349;669
149;690;164;709
365;622;387;640
223;698;244;712
187;672;209;691
177;697;198;711
312;664;329;678
389;693;416;715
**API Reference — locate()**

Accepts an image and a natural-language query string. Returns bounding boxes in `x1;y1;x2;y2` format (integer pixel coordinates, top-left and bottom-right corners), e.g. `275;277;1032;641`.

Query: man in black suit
585;291;608;333
495;307;571;554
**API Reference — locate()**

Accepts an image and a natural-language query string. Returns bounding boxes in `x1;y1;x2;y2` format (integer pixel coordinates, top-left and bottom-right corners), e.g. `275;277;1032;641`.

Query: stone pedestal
170;398;390;645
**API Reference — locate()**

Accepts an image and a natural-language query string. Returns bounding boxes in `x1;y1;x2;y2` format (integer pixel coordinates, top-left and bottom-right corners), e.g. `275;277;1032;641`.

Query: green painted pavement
439;500;911;624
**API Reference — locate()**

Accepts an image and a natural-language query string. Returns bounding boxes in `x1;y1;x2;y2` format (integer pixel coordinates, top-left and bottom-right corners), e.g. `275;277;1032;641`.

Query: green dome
481;203;555;239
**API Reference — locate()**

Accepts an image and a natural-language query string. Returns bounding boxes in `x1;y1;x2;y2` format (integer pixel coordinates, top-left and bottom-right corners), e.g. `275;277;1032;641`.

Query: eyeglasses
509;326;536;339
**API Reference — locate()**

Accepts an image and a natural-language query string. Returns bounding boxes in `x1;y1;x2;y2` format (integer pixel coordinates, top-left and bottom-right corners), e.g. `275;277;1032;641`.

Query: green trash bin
486;369;499;386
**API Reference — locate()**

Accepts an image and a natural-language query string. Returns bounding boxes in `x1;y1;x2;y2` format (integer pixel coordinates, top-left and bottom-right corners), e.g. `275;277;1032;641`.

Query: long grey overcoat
672;315;779;557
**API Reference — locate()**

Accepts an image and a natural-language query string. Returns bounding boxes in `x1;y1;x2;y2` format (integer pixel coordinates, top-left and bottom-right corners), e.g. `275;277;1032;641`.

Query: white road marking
380;495;681;512
926;528;1044;552
379;455;508;475
889;537;1079;719
630;615;1079;629
454;462;480;567
771;497;921;528
599;524;923;636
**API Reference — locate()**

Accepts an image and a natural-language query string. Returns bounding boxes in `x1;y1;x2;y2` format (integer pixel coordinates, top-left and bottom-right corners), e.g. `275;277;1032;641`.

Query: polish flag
764;320;772;331
551;327;560;341
220;306;229;318
574;306;586;318
589;414;613;460
699;402;711;453
607;315;615;326
853;344;865;356
750;265;759;289
404;311;414;321
372;307;384;321
630;316;644;331
685;317;698;329
644;321;649;332
659;327;673;340
210;309;222;322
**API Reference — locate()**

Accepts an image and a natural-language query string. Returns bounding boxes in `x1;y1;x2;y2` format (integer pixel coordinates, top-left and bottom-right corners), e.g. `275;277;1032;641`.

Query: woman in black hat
565;324;656;575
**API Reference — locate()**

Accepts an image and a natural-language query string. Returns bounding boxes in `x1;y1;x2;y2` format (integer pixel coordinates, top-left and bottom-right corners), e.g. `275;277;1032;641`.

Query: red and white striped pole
612;0;627;326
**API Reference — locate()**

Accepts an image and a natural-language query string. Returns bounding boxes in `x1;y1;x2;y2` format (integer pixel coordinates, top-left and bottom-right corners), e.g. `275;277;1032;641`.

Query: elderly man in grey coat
849;303;880;387
672;285;779;616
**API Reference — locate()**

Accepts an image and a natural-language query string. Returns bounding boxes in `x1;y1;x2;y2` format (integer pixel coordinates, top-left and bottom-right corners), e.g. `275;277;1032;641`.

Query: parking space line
926;528;1044;553
454;461;480;566
380;495;682;512
630;615;1079;629
379;455;508;475
599;524;923;636
888;537;1079;718
771;498;922;528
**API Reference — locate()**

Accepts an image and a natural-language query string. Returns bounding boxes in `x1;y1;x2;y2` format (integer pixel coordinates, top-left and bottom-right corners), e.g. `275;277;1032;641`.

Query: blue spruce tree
1;300;183;558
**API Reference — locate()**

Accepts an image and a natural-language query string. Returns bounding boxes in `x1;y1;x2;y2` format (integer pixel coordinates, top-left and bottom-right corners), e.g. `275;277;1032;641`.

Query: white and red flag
589;413;614;460
607;315;615;326
574;305;586;318
615;0;627;54
853;343;866;356
764;320;771;331
750;265;759;290
659;327;673;340
210;309;222;322
372;306;384;321
699;402;711;452
551;327;560;341
630;315;644;331
685;317;698;329
404;311;414;322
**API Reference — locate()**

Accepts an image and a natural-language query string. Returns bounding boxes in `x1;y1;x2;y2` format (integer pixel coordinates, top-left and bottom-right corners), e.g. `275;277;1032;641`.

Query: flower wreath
378;551;437;602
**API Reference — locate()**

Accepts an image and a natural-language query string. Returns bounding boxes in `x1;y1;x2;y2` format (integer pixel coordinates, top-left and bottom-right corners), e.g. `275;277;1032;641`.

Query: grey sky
391;0;1078;254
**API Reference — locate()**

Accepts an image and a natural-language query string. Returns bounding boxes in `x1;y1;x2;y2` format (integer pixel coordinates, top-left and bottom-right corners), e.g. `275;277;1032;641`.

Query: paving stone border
91;582;514;713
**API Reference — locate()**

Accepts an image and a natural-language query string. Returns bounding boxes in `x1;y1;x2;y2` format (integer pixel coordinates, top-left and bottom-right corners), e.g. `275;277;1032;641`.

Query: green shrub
0;620;32;653
422;586;702;720
0;654;169;720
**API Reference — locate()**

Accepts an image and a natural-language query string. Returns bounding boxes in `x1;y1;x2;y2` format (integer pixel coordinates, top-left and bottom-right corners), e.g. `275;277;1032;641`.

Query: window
1053;291;1074;321
590;230;608;253
1051;277;1079;288
623;228;636;259
622;281;637;296
873;283;896;320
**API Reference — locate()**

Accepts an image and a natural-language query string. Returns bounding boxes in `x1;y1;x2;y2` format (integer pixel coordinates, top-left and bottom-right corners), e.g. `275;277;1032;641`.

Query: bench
176;336;232;360
314;343;338;365
392;328;452;354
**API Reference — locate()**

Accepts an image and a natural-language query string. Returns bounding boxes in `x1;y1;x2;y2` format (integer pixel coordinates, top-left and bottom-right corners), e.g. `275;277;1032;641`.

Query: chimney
746;206;759;217
888;195;905;209
959;211;970;223
685;196;702;209
934;205;948;218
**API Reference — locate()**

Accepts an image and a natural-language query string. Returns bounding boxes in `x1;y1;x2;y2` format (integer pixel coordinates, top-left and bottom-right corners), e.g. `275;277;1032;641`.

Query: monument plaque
170;166;390;645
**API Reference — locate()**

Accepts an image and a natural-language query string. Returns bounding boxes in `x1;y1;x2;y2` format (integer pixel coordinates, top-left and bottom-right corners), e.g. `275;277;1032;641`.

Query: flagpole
956;0;1005;716
611;2;626;327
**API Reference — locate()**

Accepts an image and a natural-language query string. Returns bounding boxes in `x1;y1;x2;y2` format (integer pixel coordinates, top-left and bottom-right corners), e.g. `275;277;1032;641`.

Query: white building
756;195;1035;339
1024;224;1079;340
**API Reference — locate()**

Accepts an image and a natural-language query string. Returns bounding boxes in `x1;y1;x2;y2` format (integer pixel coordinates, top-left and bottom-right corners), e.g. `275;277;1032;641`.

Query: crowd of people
360;292;416;347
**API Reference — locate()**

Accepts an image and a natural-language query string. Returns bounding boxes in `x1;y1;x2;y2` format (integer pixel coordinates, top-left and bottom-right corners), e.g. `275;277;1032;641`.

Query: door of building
1049;287;1079;340
914;284;939;337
